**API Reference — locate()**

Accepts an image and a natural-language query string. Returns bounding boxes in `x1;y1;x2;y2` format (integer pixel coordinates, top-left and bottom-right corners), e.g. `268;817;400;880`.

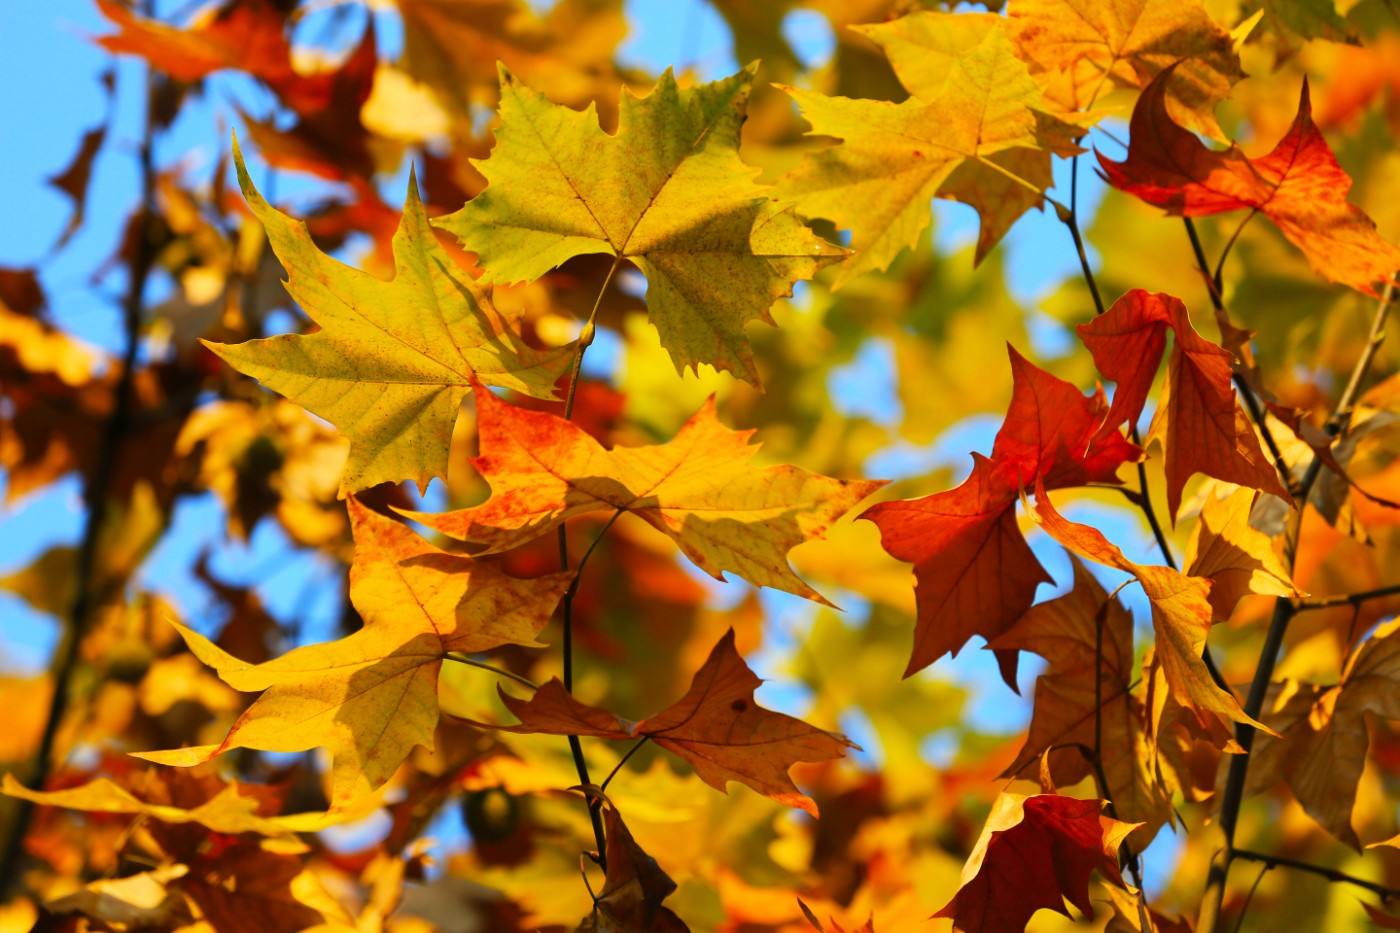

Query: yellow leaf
0;773;354;836
782;12;1081;284
437;64;845;383
205;139;569;494
1008;0;1244;136
1185;486;1301;619
136;499;570;807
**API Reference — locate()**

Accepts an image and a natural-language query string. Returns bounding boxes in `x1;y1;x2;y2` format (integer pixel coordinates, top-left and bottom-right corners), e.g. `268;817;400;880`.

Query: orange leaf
1031;483;1264;732
937;792;1137;932
495;630;855;815
1098;68;1400;295
406;385;883;605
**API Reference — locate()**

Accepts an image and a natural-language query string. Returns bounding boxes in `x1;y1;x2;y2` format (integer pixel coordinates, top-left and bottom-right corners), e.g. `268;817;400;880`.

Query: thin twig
1232;861;1273;933
554;260;624;873
1199;281;1397;933
1296;583;1400;612
1213;210;1258;294
442;654;539;691
0;35;159;894
1233;849;1400;900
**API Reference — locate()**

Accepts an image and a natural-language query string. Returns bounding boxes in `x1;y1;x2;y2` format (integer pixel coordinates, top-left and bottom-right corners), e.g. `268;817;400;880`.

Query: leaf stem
554;259;624;873
0;35;159;894
1213;210;1258;294
1233;849;1400;899
563;256;623;422
599;737;649;794
442;654;539;691
1198;281;1396;933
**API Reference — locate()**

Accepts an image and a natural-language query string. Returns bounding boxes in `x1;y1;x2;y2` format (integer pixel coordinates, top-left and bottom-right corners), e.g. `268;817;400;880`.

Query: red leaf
864;347;1137;680
937;793;1136;933
1098;67;1400;295
1078;289;1290;520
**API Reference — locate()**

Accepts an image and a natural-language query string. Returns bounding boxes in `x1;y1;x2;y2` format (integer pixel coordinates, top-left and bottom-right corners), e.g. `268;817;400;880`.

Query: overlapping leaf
1031;483;1263;732
405;383;883;604
577;804;689;932
1185;486;1299;618
1008;0;1244;135
992;560;1175;839
863;346;1136;680
1099;69;1400;295
488;629;855;815
206;142;568;494
1077;289;1290;519
938;792;1136;932
137;499;569;807
439;65;843;382
1259;621;1400;848
782;12;1083;284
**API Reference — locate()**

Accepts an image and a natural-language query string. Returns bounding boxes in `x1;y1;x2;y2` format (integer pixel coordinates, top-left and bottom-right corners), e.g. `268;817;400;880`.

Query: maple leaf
204;141;569;494
937;792;1137;932
782;12;1082;285
1077;289;1290;520
991;559;1175;839
577;804;689;932
1262;620;1400;848
1031;483;1265;732
1098;69;1400;295
135;499;570;808
404;384;883;605
438;64;843;383
1185;486;1300;619
488;629;856;815
862;346;1136;680
1008;0;1244;136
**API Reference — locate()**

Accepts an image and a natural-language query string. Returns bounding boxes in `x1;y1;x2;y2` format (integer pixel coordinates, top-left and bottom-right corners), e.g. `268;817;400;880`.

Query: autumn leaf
937;792;1137;932
1;773;358;836
991;559;1176;840
1262;620;1400;848
490;629;856;815
404;384;883;605
204;140;568;494
1098;69;1400;295
1185;486;1300;619
1031;483;1265;732
1077;289;1290;519
1008;0;1244;135
438;64;843;383
782;12;1082;284
577;803;688;932
96;0;348;116
136;499;570;807
862;345;1136;681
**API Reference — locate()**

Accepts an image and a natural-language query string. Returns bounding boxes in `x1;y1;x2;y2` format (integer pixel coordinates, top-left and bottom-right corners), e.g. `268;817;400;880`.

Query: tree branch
1198;280;1397;933
554;259;624;872
1233;849;1400;900
0;36;159;894
1296;583;1400;612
